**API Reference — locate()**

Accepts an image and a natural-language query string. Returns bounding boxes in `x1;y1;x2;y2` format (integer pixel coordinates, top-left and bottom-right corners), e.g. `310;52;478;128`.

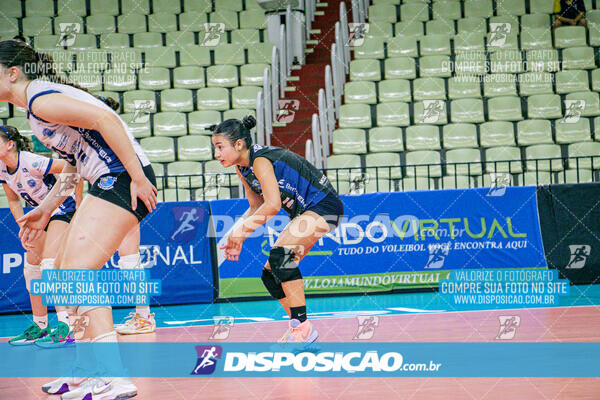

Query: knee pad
117;253;142;269
24;262;41;293
261;268;286;299
77;305;111;316
268;246;302;283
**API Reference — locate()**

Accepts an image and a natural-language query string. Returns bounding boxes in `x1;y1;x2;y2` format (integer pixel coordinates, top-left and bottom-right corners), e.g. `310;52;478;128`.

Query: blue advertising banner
0;202;213;314
1;342;599;377
212;187;547;298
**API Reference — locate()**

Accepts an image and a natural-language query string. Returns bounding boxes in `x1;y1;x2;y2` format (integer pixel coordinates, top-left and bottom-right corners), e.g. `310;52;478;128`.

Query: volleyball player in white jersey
0;39;157;400
0;125;78;346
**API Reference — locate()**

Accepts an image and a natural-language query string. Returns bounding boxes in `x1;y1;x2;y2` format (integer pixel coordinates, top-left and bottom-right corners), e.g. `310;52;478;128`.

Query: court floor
1;285;599;399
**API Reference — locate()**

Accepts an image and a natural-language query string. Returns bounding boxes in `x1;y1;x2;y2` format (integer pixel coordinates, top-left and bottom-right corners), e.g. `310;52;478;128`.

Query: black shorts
88;164;156;222
305;191;344;231
44;211;75;231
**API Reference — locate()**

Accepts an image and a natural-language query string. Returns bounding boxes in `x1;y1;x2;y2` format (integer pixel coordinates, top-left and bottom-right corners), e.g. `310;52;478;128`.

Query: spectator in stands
553;0;587;28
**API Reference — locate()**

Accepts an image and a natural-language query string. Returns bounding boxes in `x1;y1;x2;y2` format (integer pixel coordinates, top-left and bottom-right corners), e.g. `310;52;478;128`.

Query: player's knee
23;262;41;293
268;246;302;283
261;268;286;299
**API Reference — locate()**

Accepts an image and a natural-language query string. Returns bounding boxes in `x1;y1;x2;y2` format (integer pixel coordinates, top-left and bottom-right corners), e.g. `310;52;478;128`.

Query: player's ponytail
0;125;33;152
211;115;256;149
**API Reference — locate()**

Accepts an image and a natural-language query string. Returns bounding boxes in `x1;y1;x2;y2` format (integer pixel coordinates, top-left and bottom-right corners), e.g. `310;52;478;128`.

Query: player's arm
75;177;84;207
3;183;24;222
47;158;66;174
30;93;157;212
235;167;264;216
17;162;78;240
234;157;281;240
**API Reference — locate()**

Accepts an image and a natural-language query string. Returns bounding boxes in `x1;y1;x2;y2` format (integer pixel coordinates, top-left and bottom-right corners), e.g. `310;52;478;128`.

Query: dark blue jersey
238;145;336;217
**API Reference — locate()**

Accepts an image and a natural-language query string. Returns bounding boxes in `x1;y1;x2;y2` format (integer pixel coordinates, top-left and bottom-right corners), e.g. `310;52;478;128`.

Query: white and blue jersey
238;145;336;218
26;79;150;184
0;151;76;215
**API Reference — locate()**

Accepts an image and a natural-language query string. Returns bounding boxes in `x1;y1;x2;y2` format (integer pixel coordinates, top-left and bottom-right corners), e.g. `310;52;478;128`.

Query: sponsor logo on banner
209;316;234;340
566;245;591;269
353;316;379;340
488;23;511;47
200;23;225;46
191;345;222;375
58;23;81;47
347;23;369;46
496;315;520;340
170;206;205;242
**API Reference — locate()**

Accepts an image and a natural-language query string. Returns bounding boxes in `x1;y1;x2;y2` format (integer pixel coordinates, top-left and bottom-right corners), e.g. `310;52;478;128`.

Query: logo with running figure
191;345;222;375
561;100;585;124
487;173;511;197
57;23;81;47
54;173;80;197
200;23;225;46
353;316;379;340
421;100;445;124
347;23;370;47
70;315;90;340
496;315;520;340
488;23;511;47
209;316;234;340
277;100;300;124
169;206;206;242
132;100;155;124
425;244;450;269
567;245;591;269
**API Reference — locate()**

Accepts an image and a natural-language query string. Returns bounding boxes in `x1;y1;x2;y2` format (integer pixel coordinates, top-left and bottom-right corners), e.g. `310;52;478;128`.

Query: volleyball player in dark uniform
213;116;343;343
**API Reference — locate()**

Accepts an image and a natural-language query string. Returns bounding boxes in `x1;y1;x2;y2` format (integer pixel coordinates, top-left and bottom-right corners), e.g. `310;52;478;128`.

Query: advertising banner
0;201;214;314
213;187;547;298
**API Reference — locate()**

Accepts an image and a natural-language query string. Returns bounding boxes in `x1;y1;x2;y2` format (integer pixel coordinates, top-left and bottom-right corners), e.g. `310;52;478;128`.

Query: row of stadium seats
338;95;600;127
2;10;267;39
328;142;600;176
0;0;259;18
34;30;268;51
368;0;594;21
333;120;600;153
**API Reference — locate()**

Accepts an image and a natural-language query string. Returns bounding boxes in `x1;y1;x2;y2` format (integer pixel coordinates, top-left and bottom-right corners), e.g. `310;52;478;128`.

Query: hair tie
0;126;11;139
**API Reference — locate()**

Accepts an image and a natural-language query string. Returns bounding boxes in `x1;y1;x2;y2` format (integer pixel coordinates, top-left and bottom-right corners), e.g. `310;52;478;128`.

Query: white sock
119;253;152;318
33;315;48;329
136;307;151;319
92;331;125;375
57;311;71;327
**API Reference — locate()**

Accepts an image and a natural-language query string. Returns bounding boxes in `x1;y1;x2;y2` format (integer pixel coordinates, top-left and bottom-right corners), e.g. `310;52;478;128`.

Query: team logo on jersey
22;167;28;173
42;128;56;138
170;206;206;242
16;183;23;189
98;176;116;190
191;345;222;375
26;179;36;188
252;144;263;153
32;161;39;169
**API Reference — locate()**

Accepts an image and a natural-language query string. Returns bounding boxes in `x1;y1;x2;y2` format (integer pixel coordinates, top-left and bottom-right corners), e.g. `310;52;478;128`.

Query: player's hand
131;176;158;213
17;208;51;243
20;234;35;251
220;234;243;261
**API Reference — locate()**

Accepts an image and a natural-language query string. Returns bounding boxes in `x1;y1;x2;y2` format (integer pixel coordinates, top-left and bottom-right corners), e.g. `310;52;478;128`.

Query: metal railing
153;156;600;202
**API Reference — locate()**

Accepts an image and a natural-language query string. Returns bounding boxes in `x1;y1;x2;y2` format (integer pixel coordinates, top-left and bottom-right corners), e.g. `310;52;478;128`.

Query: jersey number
282;197;295;209
20;192;39;207
51;146;76;166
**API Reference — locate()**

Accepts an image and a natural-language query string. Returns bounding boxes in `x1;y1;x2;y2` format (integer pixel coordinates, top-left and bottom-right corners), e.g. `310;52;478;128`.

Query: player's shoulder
20;151;44;166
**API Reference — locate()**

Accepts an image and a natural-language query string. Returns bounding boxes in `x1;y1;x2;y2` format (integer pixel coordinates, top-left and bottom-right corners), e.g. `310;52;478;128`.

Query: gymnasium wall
0;184;599;313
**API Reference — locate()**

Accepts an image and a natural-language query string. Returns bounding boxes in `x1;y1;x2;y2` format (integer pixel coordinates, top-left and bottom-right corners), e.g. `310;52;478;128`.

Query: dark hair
210;115;256;149
0;40;120;111
0;125;33;152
